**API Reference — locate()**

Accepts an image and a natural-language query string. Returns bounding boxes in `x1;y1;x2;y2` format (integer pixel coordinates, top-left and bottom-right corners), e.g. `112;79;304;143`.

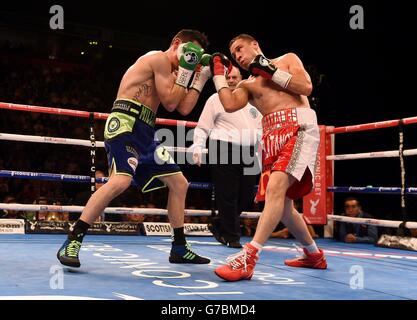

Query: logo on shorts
126;146;139;159
108;117;121;133
184;51;199;65
127;157;138;171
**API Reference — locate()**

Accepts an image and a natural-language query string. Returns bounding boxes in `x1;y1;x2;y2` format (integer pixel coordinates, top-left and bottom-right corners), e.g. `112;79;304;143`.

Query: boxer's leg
158;172;211;264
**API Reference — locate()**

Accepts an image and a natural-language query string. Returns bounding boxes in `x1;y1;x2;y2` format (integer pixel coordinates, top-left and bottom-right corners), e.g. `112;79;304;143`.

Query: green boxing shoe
57;239;82;268
169;243;210;264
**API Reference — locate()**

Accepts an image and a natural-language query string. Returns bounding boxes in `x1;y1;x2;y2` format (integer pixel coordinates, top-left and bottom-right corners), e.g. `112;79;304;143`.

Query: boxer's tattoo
133;83;152;101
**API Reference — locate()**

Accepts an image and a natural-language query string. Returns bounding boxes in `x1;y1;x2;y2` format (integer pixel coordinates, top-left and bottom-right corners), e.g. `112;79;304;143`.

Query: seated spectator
241;217;257;237
123;206;145;223
337;197;378;244
199;216;210;225
0;195;20;219
0;180;9;200
45;201;69;221
34;196;49;220
124;213;145;223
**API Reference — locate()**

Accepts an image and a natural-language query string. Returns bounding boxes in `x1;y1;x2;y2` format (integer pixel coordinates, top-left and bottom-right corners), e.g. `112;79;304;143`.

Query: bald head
226;66;242;90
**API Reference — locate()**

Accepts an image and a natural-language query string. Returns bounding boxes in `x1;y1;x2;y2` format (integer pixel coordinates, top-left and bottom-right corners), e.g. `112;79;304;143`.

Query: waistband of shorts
111;99;156;127
262;107;317;132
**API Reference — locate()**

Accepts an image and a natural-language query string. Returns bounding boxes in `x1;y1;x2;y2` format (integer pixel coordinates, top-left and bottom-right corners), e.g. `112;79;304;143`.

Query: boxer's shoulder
273;53;304;69
138;50;168;66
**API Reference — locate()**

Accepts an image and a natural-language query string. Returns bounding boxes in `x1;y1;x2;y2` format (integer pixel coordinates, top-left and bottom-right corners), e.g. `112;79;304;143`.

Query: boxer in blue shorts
104;99;181;193
58;30;213;268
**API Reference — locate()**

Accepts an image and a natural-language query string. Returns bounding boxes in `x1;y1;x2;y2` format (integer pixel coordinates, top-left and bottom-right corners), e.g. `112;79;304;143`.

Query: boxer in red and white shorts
208;34;327;282
256;108;319;202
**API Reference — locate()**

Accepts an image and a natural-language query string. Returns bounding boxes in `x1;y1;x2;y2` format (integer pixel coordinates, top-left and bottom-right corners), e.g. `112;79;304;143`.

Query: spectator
241;217;257;237
0;196;19;219
337;197;378;244
123;205;145;223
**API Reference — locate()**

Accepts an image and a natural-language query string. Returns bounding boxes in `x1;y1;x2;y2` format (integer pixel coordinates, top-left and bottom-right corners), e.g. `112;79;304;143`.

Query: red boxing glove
210;53;233;92
210;53;233;76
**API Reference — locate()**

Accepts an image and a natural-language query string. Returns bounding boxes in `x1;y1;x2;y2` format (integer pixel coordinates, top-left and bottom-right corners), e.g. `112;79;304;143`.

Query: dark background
0;1;416;221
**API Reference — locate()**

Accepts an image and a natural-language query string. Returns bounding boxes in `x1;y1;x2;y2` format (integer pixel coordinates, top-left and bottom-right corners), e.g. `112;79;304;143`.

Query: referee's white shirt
193;93;262;148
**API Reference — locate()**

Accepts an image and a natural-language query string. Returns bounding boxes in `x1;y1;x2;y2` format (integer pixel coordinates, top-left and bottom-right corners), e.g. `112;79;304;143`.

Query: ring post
303;125;334;229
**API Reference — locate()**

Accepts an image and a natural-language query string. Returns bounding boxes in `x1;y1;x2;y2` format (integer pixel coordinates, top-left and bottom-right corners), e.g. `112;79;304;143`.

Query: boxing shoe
284;248;327;269
169;242;210;264
57;239;82;268
214;243;259;281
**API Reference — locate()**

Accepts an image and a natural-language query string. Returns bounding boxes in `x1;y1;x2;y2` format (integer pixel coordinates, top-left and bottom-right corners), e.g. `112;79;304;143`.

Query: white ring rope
2;203;417;229
328;214;417;229
0;133;208;154
0;203;261;219
327;149;417;161
2;132;416;160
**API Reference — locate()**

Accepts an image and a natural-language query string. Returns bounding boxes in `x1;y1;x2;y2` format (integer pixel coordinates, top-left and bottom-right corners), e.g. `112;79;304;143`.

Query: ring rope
3;101;417;133
0;170;213;189
0;203;261;219
1;170;416;194
0;133;208;154
1;203;417;229
327;186;417;195
326;149;417;161
328;214;417;229
4;132;417;159
326;116;417;134
0;102;198;127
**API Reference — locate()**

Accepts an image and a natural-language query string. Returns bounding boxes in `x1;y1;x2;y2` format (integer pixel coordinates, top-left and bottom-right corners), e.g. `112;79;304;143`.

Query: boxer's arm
218;83;250;113
249;53;312;96
210;53;249;112
153;56;187;112
176;89;200;116
283;53;313;96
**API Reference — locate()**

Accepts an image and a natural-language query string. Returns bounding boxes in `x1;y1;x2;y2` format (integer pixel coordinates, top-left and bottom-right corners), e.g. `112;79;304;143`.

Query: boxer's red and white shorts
256;108;319;202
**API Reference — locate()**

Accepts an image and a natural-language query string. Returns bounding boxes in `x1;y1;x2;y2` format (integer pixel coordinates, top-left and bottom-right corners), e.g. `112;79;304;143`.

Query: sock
249;240;263;253
172;227;186;245
304;241;320;254
69;219;90;242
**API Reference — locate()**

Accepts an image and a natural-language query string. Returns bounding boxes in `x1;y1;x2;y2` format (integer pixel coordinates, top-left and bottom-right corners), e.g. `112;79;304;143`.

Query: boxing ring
1;101;417;300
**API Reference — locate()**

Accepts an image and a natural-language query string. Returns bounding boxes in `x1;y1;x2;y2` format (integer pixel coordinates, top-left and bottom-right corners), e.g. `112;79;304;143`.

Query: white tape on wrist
272;68;292;88
176;66;194;88
191;67;212;93
213;75;229;92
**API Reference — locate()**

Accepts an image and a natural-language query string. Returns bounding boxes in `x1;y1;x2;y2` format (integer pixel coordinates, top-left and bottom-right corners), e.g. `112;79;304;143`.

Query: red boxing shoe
284;248;327;269
214;243;259;281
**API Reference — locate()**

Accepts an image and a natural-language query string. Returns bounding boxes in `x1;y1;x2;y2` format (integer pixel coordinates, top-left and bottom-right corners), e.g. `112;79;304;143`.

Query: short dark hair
344;197;360;205
172;29;209;51
229;33;257;48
